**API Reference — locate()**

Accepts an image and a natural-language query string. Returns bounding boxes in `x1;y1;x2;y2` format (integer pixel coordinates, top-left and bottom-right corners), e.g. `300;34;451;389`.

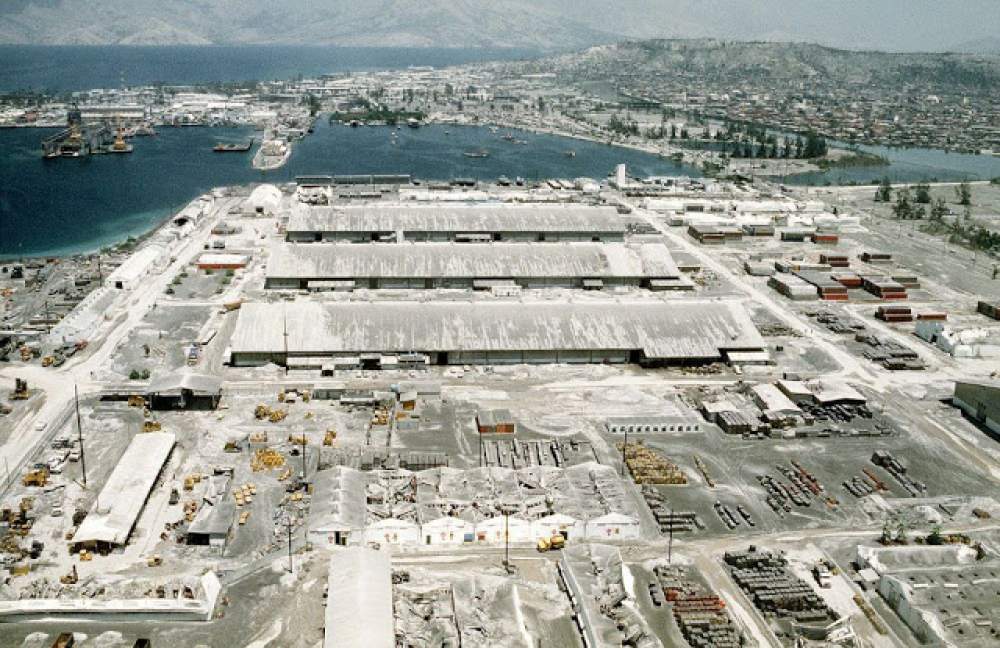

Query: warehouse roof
287;203;627;234
147;372;222;396
74;433;176;546
231;300;764;361
325;548;394;648
266;242;680;280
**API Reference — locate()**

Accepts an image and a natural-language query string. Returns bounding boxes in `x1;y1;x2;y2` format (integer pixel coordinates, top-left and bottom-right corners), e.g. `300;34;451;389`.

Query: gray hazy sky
4;0;1000;51
570;0;1000;51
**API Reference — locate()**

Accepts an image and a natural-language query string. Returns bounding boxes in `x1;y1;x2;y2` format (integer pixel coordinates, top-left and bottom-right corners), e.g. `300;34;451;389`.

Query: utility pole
75;384;87;488
285;516;294;573
503;509;510;571
620;428;629;477
300;434;307;485
282;308;289;376
667;506;674;564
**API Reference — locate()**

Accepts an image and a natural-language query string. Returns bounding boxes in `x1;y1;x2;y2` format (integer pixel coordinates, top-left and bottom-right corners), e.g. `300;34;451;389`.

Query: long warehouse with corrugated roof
285;203;627;243
228;300;765;368
264;242;688;290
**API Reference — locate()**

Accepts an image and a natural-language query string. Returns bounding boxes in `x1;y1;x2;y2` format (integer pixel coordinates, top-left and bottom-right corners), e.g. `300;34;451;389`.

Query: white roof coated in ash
325;547;394;648
74;432;176;546
287;203;626;234
147;372;222;396
266;242;680;281
231;300;764;361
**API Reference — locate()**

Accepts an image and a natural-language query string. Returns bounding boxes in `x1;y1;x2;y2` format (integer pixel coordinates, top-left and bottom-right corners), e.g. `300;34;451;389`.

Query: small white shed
363;518;421;546
585;512;641;540
476;515;534;544
532;513;583;540
420;516;475;546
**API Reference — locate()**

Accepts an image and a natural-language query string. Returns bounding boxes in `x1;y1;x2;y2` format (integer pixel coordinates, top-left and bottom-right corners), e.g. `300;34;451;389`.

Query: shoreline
2;121;994;262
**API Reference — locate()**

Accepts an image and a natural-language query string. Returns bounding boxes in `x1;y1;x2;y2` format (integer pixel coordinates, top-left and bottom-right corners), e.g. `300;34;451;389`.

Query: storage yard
1;173;999;648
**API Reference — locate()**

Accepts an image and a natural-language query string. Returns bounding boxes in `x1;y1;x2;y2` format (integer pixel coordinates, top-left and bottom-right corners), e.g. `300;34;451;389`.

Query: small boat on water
564;150;577;158
463;149;490;158
213;139;254;152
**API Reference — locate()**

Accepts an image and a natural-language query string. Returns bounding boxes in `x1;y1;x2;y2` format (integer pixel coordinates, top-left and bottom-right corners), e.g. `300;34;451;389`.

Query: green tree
930;197;949;221
956;181;972;206
913;183;931;204
803;132;828;158
892;188;913;220
874;177;893;203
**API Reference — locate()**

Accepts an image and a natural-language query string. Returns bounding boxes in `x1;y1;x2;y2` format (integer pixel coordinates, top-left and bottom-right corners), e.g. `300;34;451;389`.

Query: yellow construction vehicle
22;467;49;487
60;565;79;584
268;409;287;423
147;555;163;567
239;510;250;525
536;534;566;552
323;429;337;446
41;356;55;368
79;549;92;562
277;390;286;403
183;473;201;491
142;420;161;433
288;434;307;446
127;395;146;408
254;404;271;420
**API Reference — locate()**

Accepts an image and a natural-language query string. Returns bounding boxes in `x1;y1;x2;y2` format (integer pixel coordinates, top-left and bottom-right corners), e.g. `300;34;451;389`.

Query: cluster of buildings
308;463;643;548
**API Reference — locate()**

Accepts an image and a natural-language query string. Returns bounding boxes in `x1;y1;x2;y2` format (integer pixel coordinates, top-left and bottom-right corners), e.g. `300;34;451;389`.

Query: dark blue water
0;120;695;259
0;45;540;93
784;142;1000;185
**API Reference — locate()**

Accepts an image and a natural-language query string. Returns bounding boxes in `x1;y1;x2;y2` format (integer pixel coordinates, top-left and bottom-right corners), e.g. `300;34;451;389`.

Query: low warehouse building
325;547;394;648
196;253;248;270
953;380;1000;435
477;409;516;435
286;204;627;243
146;372;222;410
229;300;765;368
264;242;684;290
71;432;176;553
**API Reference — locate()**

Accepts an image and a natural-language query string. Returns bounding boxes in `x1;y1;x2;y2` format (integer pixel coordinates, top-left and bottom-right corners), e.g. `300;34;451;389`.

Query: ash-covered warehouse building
228;300;765;368
264;242;689;290
285;204;627;243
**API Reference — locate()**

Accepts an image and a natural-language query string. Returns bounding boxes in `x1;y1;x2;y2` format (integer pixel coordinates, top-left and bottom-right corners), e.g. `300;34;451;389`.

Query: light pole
75;384;88;488
284;515;294;573
620;428;629;478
